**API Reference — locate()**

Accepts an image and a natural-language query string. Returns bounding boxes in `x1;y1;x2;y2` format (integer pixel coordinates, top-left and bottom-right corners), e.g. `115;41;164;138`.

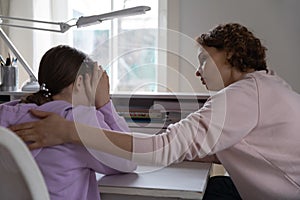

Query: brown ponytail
20;91;52;106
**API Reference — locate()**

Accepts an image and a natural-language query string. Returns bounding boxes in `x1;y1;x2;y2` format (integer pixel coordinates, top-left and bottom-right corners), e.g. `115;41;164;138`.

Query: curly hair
196;23;268;72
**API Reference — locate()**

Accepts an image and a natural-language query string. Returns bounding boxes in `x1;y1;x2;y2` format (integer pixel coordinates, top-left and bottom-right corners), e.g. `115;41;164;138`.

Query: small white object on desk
98;161;211;200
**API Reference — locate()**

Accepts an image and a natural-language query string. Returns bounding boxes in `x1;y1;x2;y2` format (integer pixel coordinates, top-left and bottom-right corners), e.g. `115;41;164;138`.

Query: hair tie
40;83;52;98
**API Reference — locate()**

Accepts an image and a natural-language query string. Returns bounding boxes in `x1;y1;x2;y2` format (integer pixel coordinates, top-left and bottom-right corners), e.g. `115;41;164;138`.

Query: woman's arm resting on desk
9;110;132;160
192;154;221;164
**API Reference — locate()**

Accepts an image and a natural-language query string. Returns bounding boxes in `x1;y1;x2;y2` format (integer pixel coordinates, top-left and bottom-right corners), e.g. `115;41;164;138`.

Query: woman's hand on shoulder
9;109;76;149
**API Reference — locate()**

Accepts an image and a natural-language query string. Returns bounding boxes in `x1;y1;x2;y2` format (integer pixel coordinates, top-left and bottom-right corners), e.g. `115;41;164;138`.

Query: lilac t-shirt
0;100;137;200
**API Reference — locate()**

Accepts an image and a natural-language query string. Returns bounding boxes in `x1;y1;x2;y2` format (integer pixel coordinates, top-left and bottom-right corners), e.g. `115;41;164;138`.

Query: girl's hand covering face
84;63;103;106
95;70;110;108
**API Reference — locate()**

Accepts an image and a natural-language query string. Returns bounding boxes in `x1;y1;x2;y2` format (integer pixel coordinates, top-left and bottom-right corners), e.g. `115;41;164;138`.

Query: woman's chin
205;84;224;92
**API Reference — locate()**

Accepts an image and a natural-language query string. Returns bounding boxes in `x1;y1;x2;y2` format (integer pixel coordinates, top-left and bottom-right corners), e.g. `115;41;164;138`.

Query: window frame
9;0;182;93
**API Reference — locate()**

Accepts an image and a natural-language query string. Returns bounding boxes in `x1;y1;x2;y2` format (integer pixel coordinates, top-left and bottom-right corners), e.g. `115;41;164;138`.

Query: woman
1;45;137;200
10;23;300;199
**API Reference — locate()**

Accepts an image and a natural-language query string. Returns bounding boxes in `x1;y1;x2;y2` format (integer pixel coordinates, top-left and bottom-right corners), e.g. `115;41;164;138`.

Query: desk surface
97;162;211;200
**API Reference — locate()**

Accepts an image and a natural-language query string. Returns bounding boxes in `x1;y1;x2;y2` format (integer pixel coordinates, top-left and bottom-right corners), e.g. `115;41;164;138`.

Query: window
9;0;206;94
68;0;161;92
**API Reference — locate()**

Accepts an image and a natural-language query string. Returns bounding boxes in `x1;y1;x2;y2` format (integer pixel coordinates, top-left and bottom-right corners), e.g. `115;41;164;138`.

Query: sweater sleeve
66;105;137;173
132;77;259;167
97;100;130;132
84;148;137;173
70;105;111;130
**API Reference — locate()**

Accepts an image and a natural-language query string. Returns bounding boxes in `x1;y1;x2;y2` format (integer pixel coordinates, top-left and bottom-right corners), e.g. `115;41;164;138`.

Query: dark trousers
203;176;242;200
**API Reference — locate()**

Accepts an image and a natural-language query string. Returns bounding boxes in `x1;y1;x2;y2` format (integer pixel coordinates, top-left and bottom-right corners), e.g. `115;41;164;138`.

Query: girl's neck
52;85;73;104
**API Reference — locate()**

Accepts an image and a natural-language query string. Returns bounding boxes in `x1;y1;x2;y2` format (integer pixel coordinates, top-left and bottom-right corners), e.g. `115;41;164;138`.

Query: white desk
98;162;211;200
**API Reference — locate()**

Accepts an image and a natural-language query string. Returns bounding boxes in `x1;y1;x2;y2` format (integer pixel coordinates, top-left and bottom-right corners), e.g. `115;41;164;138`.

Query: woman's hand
9;110;76;149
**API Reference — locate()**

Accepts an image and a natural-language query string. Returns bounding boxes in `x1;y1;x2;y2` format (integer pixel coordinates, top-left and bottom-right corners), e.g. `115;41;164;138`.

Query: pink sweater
133;71;300;199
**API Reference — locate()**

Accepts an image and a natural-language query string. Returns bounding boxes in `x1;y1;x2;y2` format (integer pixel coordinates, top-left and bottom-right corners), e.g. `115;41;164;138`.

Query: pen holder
0;65;18;91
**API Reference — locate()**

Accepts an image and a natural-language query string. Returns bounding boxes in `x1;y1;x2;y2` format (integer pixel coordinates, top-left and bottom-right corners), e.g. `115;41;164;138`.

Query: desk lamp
0;6;151;91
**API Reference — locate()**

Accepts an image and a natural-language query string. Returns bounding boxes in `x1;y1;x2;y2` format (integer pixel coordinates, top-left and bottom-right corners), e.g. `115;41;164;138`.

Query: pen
12;57;18;66
5;56;11;66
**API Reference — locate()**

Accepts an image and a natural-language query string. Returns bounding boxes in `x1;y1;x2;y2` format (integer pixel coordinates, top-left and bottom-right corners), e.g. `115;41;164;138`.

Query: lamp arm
76;6;151;27
0;5;151;91
0;15;73;33
0;5;151;32
0;28;37;81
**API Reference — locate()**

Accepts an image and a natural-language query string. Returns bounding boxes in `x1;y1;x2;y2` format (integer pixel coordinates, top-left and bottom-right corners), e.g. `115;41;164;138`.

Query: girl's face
196;46;235;91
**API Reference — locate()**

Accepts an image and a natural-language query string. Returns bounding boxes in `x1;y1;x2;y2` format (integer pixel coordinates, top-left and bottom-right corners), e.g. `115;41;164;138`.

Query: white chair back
0;126;50;200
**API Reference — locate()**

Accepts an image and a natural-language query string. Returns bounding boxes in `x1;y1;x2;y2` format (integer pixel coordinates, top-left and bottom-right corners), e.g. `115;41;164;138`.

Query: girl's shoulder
0;100;38;114
38;100;73;117
0;100;39;127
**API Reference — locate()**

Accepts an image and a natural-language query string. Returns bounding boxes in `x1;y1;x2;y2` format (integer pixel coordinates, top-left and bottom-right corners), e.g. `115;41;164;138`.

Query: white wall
9;0;34;87
176;0;300;93
7;0;69;89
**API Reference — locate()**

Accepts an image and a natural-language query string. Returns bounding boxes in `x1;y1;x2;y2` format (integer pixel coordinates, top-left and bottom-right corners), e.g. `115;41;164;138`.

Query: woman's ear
226;51;234;60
